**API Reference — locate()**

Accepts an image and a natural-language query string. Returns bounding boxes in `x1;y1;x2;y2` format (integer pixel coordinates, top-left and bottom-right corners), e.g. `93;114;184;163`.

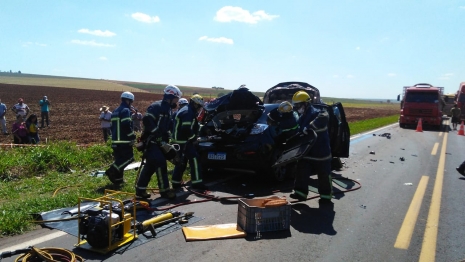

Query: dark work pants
172;142;203;185
41;111;49;127
294;158;333;199
102;128;111;142
136;144;170;193
109;144;134;184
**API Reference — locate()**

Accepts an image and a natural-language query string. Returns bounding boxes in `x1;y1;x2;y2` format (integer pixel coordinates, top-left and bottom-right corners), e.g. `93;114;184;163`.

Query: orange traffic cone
458;121;465;136
416;118;423;132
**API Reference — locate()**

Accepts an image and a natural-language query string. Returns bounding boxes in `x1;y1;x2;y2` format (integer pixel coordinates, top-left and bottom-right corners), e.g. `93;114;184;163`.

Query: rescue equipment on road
416;118;423;132
458;121;465;136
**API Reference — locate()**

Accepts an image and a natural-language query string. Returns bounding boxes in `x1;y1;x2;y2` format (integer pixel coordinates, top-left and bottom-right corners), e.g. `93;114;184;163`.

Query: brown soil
0;84;398;145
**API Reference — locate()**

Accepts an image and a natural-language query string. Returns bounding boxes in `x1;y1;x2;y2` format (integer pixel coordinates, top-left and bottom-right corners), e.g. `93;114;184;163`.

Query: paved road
1;121;465;262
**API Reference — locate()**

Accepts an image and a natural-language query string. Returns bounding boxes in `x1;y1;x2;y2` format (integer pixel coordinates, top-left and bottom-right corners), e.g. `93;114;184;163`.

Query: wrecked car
196;82;350;182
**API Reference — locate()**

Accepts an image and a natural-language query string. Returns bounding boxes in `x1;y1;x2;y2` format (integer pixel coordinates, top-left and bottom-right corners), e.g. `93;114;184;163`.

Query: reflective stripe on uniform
294;190;307;199
191;157;200;182
282;125;298;132
156;167;167;192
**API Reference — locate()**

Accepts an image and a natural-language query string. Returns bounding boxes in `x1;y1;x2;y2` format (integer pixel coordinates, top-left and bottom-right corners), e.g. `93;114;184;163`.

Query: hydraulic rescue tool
136;211;194;237
76;190;137;254
76;190;193;253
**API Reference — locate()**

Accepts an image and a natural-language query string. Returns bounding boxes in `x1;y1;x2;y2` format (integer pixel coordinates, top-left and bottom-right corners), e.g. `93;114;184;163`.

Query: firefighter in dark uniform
135;85;182;199
267;101;299;145
105;91;136;185
171;94;208;190
290;91;333;203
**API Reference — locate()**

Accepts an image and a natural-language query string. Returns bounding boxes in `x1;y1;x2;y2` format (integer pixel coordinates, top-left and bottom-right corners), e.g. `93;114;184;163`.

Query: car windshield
405;92;438;103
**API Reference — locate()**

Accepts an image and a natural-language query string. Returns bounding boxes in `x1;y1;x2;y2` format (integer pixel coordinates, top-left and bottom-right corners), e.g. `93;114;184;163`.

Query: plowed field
0;84;399;145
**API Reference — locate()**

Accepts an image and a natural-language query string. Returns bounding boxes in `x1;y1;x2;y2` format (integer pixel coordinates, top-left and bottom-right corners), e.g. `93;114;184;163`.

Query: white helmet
178;98;189;105
164;85;182;98
121;91;134;101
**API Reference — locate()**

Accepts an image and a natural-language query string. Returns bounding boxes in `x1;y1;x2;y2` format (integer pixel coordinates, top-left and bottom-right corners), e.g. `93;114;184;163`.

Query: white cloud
388;73;396;77
346;74;354;78
198;36;234;44
439;73;454;80
99;56;108;60
71;40;115;47
78;29;116;37
333;75;339;78
131;12;160;23
459;6;465;9
356;47;360;50
22;42;47;47
214;6;279;24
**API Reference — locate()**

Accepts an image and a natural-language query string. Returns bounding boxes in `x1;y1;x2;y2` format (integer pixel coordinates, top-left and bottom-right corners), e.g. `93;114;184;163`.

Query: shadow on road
290;202;337;236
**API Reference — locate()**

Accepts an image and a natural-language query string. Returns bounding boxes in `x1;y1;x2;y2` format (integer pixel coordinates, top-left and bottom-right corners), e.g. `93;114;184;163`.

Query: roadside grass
0;141;186;236
349;115;399;135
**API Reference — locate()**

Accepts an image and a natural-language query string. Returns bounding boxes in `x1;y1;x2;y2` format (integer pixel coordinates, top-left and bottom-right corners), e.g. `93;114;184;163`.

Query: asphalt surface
1;121;465;262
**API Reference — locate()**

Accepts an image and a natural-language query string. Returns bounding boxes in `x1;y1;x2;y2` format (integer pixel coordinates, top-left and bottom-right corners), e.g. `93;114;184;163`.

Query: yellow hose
14;246;83;262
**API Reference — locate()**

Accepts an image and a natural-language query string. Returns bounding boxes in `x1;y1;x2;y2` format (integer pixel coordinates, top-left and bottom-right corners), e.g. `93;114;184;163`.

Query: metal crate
237;197;291;233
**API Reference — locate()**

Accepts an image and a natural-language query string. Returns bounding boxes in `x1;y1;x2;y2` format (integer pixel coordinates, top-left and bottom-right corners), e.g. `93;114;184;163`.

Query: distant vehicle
442;93;456;117
398;83;444;129
197;82;350;182
455;82;465;120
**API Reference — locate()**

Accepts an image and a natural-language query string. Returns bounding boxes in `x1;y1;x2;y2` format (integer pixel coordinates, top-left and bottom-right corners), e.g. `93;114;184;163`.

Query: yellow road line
394;176;429;249
419;132;448;262
431;143;439;155
438;132;443;137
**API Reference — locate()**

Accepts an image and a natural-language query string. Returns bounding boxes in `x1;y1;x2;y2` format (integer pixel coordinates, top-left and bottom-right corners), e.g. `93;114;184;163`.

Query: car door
327;102;350;158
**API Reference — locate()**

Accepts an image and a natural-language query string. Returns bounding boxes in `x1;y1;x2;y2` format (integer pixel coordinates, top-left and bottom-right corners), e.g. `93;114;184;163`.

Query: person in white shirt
11;98;30;117
99;105;112;142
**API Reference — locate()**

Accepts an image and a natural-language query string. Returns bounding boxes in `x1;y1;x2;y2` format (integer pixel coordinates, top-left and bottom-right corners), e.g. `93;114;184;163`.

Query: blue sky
1;1;465;99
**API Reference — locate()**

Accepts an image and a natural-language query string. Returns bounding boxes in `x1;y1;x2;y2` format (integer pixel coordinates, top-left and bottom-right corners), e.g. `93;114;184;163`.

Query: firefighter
290;91;333;203
171;94;208;191
135;85;182;199
105;91;136;186
267;101;299;145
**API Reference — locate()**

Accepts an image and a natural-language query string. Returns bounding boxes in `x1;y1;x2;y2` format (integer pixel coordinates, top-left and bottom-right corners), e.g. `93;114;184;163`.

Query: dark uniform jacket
110;102;135;145
298;104;331;160
141;100;172;143
172;104;199;144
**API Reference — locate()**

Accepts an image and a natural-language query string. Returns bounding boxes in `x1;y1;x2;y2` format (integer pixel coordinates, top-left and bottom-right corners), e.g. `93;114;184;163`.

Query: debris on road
370;159;377;162
399;157;405;161
370;151;375;155
404;183;413;186
390;161;395;164
360;204;366;209
379;133;391;139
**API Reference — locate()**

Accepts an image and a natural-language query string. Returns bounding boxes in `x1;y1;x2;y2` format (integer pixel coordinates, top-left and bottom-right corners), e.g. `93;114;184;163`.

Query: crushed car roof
263;81;321;104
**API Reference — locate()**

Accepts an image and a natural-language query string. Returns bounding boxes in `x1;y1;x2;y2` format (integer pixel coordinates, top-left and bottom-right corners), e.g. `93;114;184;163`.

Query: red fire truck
399;83;444;129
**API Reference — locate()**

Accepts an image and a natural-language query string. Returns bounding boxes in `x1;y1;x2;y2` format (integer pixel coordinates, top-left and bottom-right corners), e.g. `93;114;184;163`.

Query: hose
142;176;361;211
0;246;83;262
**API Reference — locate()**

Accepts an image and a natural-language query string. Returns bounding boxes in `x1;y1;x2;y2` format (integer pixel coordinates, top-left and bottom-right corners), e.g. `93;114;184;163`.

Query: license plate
208;152;226;160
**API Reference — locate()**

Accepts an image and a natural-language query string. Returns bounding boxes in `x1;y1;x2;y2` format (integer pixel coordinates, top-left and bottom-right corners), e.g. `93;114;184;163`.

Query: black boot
160;189;177;200
105;166;118;184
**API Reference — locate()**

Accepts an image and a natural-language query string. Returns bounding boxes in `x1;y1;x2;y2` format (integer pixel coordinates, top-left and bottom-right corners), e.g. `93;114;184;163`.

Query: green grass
0;141;187;236
349;115;399;135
